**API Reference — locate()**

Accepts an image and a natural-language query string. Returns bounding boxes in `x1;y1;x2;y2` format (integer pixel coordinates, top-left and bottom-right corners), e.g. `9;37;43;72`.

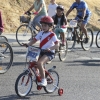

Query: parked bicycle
16;12;40;46
95;19;100;48
0;40;13;74
66;20;93;51
15;46;63;97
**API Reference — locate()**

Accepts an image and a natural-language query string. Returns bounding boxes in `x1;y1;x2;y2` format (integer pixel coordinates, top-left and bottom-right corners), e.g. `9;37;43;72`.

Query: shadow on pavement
65;59;100;67
0;94;30;100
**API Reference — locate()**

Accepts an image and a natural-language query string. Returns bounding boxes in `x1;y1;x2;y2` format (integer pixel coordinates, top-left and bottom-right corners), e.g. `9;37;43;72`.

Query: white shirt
48;3;58;17
34;31;58;52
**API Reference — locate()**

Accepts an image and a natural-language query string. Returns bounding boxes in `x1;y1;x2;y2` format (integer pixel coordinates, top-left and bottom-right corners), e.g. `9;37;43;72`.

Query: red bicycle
15;46;63;97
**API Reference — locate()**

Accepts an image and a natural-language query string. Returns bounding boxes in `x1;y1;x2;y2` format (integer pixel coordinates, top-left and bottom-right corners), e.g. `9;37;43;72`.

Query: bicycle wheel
0;36;8;42
59;41;68;61
0;41;13;74
44;70;59;93
96;30;100;48
66;27;76;49
16;24;32;46
15;72;32;97
81;28;93;51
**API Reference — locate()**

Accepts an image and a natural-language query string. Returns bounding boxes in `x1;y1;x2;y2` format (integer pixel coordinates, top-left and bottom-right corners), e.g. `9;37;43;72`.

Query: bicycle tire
59;40;68;61
0;36;9;53
15;72;32;97
16;24;33;46
96;30;100;48
81;28;93;51
66;27;76;49
0;36;8;42
0;41;13;74
44;70;59;93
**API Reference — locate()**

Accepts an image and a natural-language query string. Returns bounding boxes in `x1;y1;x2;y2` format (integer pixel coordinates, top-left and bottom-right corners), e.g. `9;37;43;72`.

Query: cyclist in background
48;0;58;17
24;16;59;86
66;0;91;43
52;5;67;46
25;0;48;29
0;11;4;35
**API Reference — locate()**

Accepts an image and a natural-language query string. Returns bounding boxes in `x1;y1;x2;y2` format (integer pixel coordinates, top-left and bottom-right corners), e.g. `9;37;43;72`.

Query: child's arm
49;42;59;50
28;38;37;46
64;17;67;25
36;3;43;13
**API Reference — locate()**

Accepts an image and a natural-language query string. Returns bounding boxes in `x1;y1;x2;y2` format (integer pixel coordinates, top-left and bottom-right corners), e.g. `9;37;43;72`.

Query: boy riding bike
66;0;91;43
52;5;67;46
23;16;59;86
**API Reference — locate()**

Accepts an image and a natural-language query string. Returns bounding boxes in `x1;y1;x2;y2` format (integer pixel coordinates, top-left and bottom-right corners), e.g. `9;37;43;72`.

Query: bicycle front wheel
81;28;93;51
44;70;59;93
96;30;100;48
0;41;13;74
66;28;76;49
59;41;68;61
16;24;32;46
15;72;32;97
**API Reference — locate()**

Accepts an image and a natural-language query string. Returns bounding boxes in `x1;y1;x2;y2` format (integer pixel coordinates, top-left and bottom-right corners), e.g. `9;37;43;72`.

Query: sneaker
84;37;89;43
38;78;47;86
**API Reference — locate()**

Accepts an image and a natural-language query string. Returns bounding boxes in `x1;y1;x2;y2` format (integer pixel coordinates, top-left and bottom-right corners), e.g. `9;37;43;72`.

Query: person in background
48;0;58;17
52;5;67;46
0;11;4;35
66;0;91;43
25;0;48;29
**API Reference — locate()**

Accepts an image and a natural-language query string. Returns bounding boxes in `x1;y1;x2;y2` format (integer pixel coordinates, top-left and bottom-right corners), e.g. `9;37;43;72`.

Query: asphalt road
0;33;100;100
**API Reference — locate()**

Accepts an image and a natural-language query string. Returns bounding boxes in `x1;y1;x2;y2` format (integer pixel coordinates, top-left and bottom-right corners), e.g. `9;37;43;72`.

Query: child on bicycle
52;5;67;46
24;16;59;86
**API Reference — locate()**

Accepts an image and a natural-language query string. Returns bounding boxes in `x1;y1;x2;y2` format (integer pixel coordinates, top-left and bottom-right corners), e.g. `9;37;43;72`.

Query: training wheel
58;88;63;96
37;85;42;90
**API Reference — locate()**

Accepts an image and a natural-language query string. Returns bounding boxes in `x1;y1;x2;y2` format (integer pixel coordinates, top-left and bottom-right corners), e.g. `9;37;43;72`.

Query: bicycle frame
24;61;54;86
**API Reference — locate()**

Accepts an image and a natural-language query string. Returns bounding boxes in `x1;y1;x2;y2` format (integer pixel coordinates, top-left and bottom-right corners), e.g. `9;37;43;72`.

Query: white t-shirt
34;31;58;52
48;3;58;17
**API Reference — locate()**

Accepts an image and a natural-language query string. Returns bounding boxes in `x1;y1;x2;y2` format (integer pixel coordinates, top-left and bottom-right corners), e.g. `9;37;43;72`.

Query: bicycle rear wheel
81;28;93;51
15;72;32;97
66;28;76;49
16;24;33;46
59;41;68;61
96;30;100;48
0;41;13;74
44;70;59;93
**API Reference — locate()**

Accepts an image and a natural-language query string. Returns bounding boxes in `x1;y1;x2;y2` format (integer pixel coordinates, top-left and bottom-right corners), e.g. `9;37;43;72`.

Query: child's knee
37;60;43;67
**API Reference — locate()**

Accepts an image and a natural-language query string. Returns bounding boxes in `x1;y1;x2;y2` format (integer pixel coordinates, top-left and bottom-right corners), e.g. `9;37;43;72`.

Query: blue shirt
70;0;91;17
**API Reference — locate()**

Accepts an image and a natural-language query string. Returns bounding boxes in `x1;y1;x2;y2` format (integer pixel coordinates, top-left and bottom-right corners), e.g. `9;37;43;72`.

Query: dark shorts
75;15;91;25
40;51;55;61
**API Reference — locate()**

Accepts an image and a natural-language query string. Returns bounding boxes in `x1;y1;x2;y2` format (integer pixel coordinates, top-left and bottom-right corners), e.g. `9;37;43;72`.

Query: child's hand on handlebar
22;43;28;48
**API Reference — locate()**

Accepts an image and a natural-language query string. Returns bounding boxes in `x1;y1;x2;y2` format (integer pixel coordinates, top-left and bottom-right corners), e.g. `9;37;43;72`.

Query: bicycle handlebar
25;11;38;16
22;43;52;53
